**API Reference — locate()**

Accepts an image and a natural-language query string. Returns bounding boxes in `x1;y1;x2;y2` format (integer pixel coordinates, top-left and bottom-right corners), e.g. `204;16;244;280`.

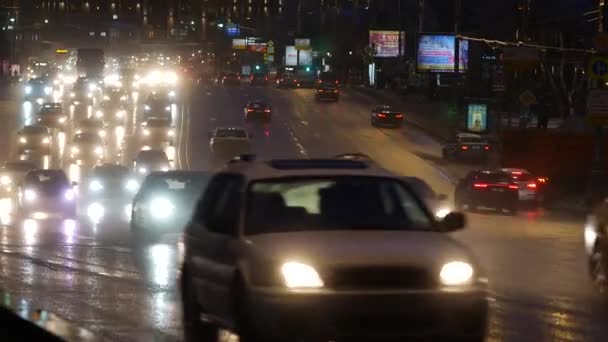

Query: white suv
180;157;488;342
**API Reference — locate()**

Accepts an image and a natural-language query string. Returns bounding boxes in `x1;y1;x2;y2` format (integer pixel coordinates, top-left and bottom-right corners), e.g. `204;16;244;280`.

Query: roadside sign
232;38;246;50
295;38;311;50
519;90;537;107
267;40;274;47
589;56;608;80
587;89;608;125
268;46;275;54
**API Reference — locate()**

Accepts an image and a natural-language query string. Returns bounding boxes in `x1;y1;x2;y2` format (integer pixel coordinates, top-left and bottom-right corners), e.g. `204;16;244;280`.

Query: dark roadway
0;81;604;342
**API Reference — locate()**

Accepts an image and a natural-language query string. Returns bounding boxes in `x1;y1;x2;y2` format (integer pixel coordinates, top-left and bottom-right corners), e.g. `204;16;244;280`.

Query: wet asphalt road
0;81;606;341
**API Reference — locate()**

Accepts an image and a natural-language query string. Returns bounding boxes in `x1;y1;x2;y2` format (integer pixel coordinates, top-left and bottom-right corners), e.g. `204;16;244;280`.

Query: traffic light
217;23;224;28
255;65;261;71
305;66;311;72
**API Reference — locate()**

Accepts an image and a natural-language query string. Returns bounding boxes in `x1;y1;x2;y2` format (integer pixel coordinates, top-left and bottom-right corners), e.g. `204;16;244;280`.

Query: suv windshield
22;126;48;134
473;173;512;184
245;176;432;235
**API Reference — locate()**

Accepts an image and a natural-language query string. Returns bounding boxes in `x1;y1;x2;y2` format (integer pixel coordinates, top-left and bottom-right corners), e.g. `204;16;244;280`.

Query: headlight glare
125;179;139;192
24;189;37;201
150;197;174;219
0;176;11;185
89;180;103;192
439;261;474;286
281;262;324;288
64;189;75;201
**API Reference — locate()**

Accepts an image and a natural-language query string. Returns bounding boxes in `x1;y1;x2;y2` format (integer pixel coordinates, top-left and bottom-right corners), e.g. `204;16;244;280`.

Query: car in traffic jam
370;105;404;127
442;133;492;162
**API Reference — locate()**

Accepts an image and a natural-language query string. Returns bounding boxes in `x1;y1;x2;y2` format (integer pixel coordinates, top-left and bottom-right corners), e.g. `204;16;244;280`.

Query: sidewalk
346;85;589;214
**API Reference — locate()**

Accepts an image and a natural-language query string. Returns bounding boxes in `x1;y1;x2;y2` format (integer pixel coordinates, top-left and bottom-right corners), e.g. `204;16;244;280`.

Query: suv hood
244;231;475;269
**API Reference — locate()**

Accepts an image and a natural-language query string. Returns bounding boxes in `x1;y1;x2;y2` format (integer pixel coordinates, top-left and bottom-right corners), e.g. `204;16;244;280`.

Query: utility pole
418;0;424;33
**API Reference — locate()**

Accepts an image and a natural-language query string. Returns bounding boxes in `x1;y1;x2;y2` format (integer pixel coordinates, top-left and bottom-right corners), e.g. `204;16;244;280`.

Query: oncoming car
69;132;105;165
455;170;520;214
180;157;487;342
17;125;52;155
75;118;108;140
134;150;170;176
0;161;37;204
24;78;52;101
18;169;76;219
139;117;174;148
143;92;173;122
83;164;139;223
130;171;212;242
36;103;67;130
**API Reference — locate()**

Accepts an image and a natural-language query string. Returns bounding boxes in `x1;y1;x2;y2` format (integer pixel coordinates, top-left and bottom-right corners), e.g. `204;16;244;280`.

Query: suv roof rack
268;159;368;170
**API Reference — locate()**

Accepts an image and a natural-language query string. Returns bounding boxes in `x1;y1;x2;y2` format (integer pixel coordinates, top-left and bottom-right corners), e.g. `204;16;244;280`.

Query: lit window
100;32;107;37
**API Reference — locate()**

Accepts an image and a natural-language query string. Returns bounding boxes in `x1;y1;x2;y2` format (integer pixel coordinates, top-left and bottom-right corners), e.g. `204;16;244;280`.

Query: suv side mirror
439;212;466;232
436;194;448;201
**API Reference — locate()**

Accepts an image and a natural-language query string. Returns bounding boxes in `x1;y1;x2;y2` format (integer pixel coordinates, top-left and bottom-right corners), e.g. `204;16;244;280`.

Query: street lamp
44;19;49;24
217;23;224;28
9;18;15;23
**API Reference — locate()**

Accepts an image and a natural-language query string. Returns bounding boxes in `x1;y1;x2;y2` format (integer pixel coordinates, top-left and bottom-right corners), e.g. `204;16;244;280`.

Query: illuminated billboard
369;30;405;57
417;34;469;73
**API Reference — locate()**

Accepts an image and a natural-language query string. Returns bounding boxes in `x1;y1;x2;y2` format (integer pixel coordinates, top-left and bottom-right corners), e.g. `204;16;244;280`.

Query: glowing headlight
70;92;75;98
24;189;37;201
120;95;127;101
161;167;169;172
144;105;151;111
149;197;174;219
165;106;171;111
42;137;50;144
19;137;27;144
64;189;75;201
166;71;178;85
168;90;176;97
167;130;174;137
87;202;105;222
87;92;93;98
138;167;147;174
25;86;32;94
95;110;104;118
71;146;80;154
44;86;52;95
281;262;324;288
435;208;451;219
116;111;125;118
103;95;110;101
0;176;11;185
58;116;67;123
439;261;474;286
99;130;107;138
94;146;104;155
89;180;103;192
143;129;150;136
88;84;97;91
125;179;139;192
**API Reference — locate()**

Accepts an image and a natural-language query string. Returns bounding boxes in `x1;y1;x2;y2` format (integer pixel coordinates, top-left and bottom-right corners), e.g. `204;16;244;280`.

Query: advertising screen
232;39;246;50
298;50;313;66
417;35;468;72
285;46;298;66
369;30;405;57
467;103;488;132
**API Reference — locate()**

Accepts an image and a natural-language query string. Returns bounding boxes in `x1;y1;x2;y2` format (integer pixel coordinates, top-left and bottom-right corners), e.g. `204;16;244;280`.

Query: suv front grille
327;266;436;290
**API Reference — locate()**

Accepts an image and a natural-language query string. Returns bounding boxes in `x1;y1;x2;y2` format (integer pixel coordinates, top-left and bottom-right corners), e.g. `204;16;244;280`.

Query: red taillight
264;109;271;113
265;76;268;81
237;76;241;80
511;171;523;175
333;90;339;93
247;108;254;112
527;183;537;189
509;185;519;190
319;90;324;93
223;76;226;80
473;183;488;188
461;145;469;150
395;113;403;118
484;145;490;150
537;177;547;183
378;113;387;118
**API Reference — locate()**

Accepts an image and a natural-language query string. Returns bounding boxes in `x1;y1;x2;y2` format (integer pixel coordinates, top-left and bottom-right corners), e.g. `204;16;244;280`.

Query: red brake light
333;90;339;93
511;171;523;175
378;113;387;118
537;177;547;183
247;108;254;112
461;145;469;150
265;76;268;81
484;145;490;150
264;109;271;113
473;183;488;188
319;90;324;93
336;80;339;84
395;113;403;118
237;76;241;80
527;183;537;189
223;76;226;80
508;185;519;190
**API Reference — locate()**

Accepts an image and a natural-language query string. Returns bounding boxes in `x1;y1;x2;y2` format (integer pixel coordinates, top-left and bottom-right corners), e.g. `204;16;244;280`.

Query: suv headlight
125;179;138;192
25;86;32;94
144;105;150;111
281;262;324;288
71;146;80;154
19;137;27;144
89;180;103;192
94;146;104;155
24;189;37;201
0;176;11;185
167;130;174;137
42;137;50;144
143;129;150;136
150;197;174;219
439;261;474;286
44;86;52;95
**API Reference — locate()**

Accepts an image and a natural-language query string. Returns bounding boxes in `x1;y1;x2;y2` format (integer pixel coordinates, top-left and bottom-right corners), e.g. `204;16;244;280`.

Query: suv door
186;174;244;321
